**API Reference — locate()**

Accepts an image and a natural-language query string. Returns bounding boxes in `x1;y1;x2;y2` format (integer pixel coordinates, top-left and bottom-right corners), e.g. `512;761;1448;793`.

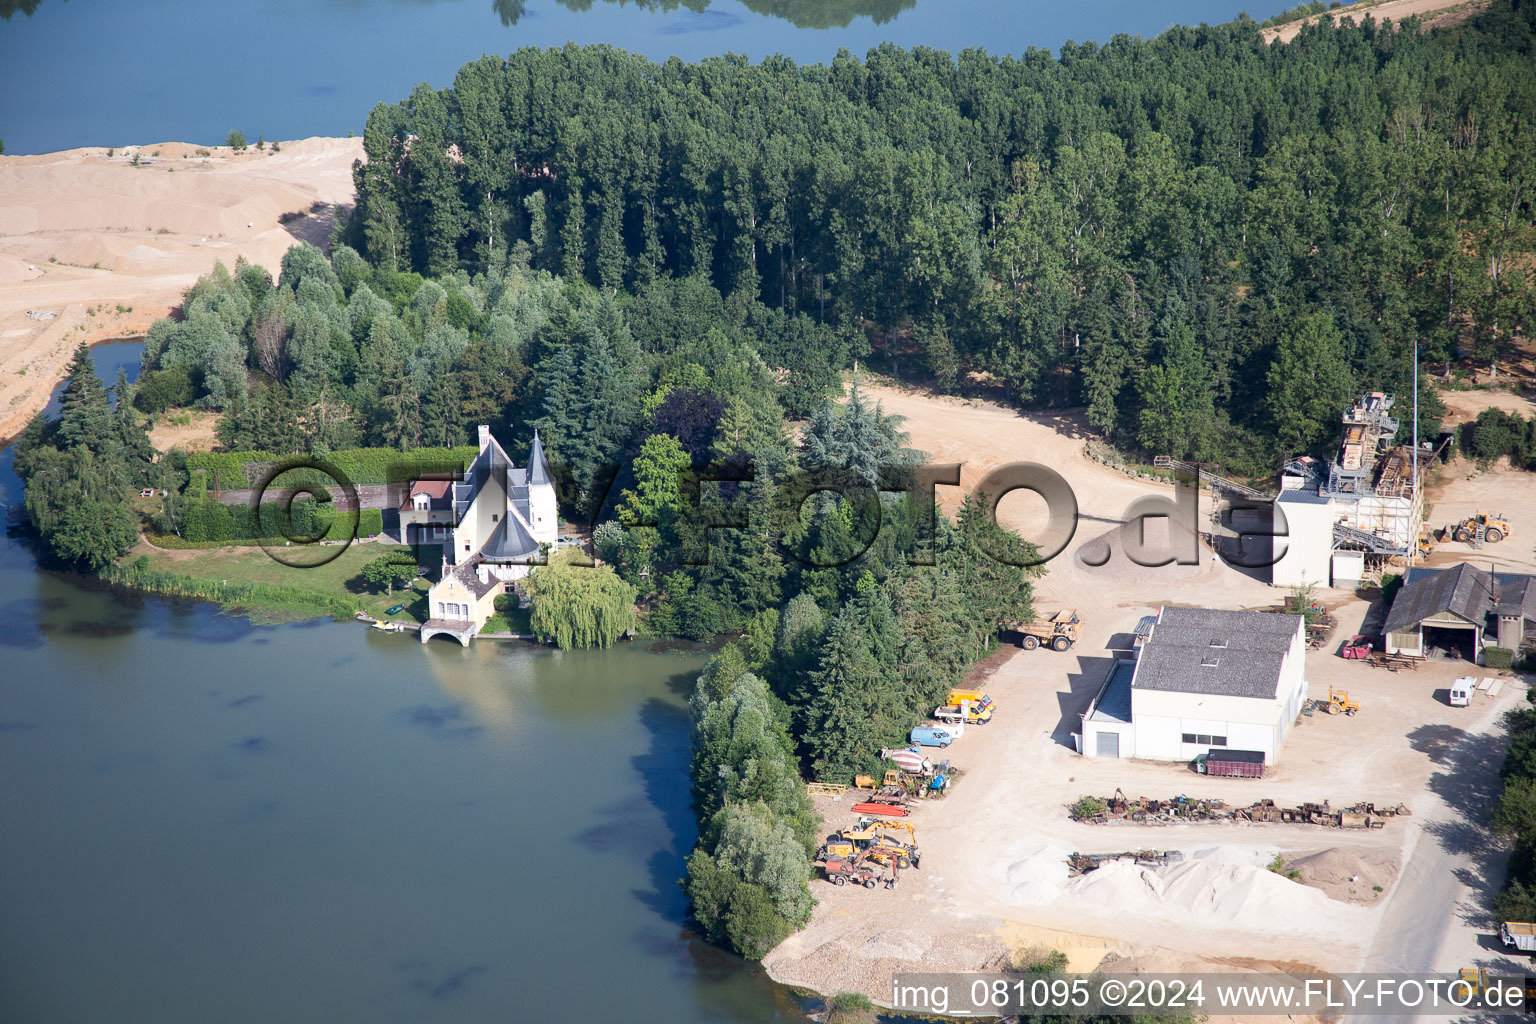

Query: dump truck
1503;921;1536;954
1014;609;1081;651
1452;512;1510;544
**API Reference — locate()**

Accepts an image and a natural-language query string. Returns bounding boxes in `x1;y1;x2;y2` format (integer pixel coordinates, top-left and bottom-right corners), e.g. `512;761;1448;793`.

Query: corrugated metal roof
1383;563;1496;634
1276;489;1331;505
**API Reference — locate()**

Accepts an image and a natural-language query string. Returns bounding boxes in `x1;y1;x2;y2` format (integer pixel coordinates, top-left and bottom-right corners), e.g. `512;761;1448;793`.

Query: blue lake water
1;0;1294;153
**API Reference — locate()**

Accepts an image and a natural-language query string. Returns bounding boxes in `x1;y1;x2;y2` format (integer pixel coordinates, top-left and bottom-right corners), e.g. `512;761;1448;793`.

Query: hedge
101;561;357;621
179;496;357;544
1486;647;1515;670
173;499;384;545
186;446;478;490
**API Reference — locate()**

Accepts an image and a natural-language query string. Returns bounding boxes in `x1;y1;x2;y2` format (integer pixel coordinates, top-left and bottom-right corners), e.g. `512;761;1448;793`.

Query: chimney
478;424;491;450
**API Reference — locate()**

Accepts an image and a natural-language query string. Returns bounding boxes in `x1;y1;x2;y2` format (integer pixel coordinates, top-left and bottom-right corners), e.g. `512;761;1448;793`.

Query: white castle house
408;425;558;645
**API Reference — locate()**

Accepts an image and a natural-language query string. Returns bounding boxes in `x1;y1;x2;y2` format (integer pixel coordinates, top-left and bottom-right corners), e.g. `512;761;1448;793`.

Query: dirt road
765;380;1534;1003
1262;0;1490;43
0;137;362;442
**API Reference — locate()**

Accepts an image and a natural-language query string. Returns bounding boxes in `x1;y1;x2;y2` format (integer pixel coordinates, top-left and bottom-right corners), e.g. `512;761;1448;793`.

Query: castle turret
527;430;558;547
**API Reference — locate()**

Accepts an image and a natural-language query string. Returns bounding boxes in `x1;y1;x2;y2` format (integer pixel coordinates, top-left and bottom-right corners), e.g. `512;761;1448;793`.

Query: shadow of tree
1409;722;1515;937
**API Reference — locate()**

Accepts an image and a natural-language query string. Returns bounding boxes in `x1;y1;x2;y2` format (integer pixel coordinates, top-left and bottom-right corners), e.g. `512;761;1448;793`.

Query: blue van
910;725;956;747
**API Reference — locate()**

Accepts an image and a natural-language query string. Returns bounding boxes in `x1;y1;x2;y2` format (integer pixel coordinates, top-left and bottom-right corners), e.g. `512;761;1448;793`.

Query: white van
1450;676;1475;707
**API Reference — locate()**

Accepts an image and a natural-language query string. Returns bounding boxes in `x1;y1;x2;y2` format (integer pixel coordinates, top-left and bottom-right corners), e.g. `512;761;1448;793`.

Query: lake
1;0;1296;154
0;341;810;1023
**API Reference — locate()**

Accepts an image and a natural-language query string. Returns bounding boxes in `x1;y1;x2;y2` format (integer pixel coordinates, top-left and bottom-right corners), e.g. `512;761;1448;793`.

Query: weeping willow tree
522;558;638;649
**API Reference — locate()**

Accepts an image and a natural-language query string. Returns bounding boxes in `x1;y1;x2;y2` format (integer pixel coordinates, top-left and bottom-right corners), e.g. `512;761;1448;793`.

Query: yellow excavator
824;819;922;869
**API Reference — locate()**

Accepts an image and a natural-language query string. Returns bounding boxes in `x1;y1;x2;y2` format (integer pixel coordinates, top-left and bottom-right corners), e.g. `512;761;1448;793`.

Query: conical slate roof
529;430;552;487
482;512;540;562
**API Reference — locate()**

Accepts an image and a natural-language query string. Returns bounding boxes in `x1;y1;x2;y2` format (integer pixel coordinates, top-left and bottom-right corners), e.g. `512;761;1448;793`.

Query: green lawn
139;540;438;622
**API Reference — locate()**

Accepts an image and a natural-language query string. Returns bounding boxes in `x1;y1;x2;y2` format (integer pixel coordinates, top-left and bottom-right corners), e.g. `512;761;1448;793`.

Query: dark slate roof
1276;489;1331;505
529;430;552;487
1131;606;1302;699
1383;562;1497;634
1086;660;1135;724
454;431;529;522
481;513;539;562
1498;576;1536;622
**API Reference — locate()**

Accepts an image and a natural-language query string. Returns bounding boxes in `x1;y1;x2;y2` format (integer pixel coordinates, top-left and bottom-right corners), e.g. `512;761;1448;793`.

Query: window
1209;638;1227;648
1200;654;1220;667
1181;733;1228;746
492;514;499;522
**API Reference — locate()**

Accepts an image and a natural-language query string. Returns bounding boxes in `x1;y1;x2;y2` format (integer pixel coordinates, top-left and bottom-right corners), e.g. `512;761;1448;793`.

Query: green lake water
0;342;810;1023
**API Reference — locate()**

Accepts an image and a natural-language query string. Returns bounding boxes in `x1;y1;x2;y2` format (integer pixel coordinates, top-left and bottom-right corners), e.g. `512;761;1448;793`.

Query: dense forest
58;237;1041;956
348;5;1536;472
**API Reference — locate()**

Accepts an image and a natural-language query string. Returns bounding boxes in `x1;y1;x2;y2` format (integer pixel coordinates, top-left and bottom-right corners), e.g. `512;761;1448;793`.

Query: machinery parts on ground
1068;849;1180;875
1014;609;1081;651
1076;789;1409;828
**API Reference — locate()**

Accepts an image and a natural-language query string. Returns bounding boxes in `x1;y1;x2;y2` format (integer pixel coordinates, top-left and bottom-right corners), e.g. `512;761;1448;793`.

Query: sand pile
1006;844;1371;935
1004;843;1074;903
1284;848;1399;903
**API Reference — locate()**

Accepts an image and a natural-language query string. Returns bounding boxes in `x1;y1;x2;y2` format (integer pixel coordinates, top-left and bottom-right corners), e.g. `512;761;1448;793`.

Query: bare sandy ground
0;137;362;442
765;380;1535;1004
1261;0;1491;43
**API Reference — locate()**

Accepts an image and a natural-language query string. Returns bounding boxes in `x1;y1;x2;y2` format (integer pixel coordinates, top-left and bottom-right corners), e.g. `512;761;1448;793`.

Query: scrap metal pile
1076;789;1411;828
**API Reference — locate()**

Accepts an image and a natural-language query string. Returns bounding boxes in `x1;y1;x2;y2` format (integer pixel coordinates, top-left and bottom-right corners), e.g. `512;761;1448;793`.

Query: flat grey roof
1132;606;1301;699
1276;489;1331;505
1086;660;1135;724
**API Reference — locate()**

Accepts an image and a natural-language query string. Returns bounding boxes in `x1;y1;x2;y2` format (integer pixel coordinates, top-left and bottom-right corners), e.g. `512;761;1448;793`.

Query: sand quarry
6;135;1536;1007
1261;0;1491;43
763;381;1536;1003
0;137;362;442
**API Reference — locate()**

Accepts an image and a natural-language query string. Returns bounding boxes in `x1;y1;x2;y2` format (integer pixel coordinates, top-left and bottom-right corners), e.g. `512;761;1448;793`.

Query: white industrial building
1080;606;1308;764
1268;393;1430;588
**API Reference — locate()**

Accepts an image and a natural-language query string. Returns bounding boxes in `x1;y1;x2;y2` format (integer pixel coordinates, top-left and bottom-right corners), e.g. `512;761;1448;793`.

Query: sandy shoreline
0;136;362;443
1261;0;1490;42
